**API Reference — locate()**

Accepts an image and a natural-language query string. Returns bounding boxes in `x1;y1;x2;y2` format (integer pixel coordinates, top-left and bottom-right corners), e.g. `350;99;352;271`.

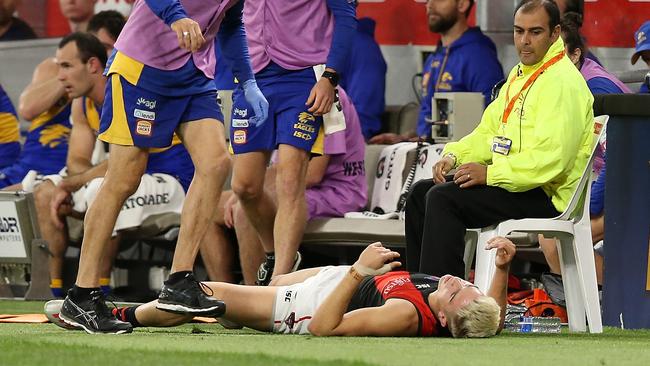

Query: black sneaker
58;290;133;334
256;252;301;286
156;273;226;316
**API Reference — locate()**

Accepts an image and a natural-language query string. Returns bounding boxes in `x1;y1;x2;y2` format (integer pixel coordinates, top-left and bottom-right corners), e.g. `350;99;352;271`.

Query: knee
407;179;433;208
231;176;263;202
195;154;231;181
425;181;457;206
34;181;55;212
102;175;141;199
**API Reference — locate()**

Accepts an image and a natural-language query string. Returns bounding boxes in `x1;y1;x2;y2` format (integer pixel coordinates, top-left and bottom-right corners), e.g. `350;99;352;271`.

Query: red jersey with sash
347;271;450;337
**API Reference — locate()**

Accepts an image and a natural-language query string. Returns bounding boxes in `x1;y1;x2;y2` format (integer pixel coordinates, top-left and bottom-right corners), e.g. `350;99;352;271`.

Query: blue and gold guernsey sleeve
19;98;72;175
0;85;21;168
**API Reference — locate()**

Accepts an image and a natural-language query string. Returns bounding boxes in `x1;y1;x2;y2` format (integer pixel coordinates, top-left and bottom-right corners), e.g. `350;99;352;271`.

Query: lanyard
501;52;565;126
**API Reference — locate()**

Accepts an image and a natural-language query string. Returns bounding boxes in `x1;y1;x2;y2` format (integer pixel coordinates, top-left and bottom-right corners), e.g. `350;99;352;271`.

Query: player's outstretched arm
308;242;403;336
143;0;205;52
485;236;516;332
217;1;268;127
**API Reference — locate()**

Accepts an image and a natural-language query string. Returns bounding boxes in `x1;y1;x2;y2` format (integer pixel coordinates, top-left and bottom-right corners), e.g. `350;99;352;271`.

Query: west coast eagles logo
39;125;71;148
637;31;646;46
298;112;315;123
437;72;453;90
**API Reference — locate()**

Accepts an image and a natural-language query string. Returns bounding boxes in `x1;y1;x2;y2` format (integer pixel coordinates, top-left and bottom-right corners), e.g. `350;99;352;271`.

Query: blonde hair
448;296;501;338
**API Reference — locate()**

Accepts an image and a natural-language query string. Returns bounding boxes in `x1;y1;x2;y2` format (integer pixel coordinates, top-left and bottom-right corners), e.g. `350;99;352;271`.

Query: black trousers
404;179;560;278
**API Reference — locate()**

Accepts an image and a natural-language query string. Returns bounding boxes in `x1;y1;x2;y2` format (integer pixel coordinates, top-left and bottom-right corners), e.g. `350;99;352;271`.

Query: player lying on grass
47;238;515;337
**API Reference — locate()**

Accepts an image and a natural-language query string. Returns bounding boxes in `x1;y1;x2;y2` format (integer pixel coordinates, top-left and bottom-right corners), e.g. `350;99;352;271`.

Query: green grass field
1;300;650;366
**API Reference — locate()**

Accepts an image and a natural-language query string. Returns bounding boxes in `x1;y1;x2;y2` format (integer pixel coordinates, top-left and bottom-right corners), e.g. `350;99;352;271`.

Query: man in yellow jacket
405;0;594;277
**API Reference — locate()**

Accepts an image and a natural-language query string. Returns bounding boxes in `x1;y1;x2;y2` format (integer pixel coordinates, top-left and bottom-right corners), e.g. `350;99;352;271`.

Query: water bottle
505;316;562;333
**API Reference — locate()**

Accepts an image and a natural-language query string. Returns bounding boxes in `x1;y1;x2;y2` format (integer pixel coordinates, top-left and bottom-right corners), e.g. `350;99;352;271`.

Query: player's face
564;44;581;68
91;27;117;56
514;6;560;66
426;0;459;34
436;275;482;316
55;42;95;99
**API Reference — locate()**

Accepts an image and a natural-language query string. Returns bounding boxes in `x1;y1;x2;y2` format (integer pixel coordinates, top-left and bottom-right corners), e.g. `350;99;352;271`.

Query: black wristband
321;70;339;87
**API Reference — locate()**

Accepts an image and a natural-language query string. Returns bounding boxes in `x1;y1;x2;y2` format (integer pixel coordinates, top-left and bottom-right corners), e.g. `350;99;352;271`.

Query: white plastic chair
468;115;609;333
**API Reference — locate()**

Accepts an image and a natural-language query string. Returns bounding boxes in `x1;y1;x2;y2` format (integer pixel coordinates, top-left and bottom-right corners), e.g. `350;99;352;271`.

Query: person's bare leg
76;145;148;287
269;267;324;286
35;181;70;283
539;234;561;275
234;204;267;284
591;215;604;243
135;282;277;331
595;253;604;285
273;144;309;276
200;224;236;282
231;151;276;252
99;236;121;281
1;183;22;191
200;191;236;282
170;119;231;273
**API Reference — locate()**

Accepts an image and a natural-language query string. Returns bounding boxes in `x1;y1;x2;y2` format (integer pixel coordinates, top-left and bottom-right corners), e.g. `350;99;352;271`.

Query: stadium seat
302;144;407;249
467;115;609;334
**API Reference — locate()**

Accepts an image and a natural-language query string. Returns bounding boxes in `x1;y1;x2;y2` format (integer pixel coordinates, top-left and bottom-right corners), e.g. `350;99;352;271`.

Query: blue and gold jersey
18;98;72;175
87;97;195;191
106;50;214;97
0;85;21;168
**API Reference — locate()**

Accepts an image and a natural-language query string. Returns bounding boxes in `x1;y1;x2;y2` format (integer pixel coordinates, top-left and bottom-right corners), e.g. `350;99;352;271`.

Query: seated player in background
1;11;127;191
0;84;20;170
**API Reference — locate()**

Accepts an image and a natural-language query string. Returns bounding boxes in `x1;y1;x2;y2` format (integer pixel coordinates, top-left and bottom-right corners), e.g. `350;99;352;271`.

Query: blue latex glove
242;80;269;127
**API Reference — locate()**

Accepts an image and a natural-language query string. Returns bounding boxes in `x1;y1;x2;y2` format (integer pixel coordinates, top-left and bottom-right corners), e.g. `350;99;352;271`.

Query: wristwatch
321;70;339;87
444;153;457;167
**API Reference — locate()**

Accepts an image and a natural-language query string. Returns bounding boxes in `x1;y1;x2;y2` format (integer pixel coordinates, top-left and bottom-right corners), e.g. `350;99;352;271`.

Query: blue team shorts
229;65;324;155
99;74;223;148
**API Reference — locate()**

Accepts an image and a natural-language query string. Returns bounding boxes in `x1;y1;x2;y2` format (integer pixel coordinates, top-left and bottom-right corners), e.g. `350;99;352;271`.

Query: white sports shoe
344;211;399;220
44;299;82;331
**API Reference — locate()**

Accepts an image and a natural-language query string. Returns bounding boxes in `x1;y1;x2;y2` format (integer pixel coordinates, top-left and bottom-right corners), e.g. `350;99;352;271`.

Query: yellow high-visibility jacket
442;38;594;213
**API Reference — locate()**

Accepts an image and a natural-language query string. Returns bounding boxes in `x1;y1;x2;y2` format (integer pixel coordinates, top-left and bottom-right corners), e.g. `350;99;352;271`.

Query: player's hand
453;162;487;188
50;186;72;229
353;242;401;277
486;236;516;270
306;75;336;116
223;194;239;229
171;18;205;53
433;156;454;184
242;80;269;127
368;133;408;145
